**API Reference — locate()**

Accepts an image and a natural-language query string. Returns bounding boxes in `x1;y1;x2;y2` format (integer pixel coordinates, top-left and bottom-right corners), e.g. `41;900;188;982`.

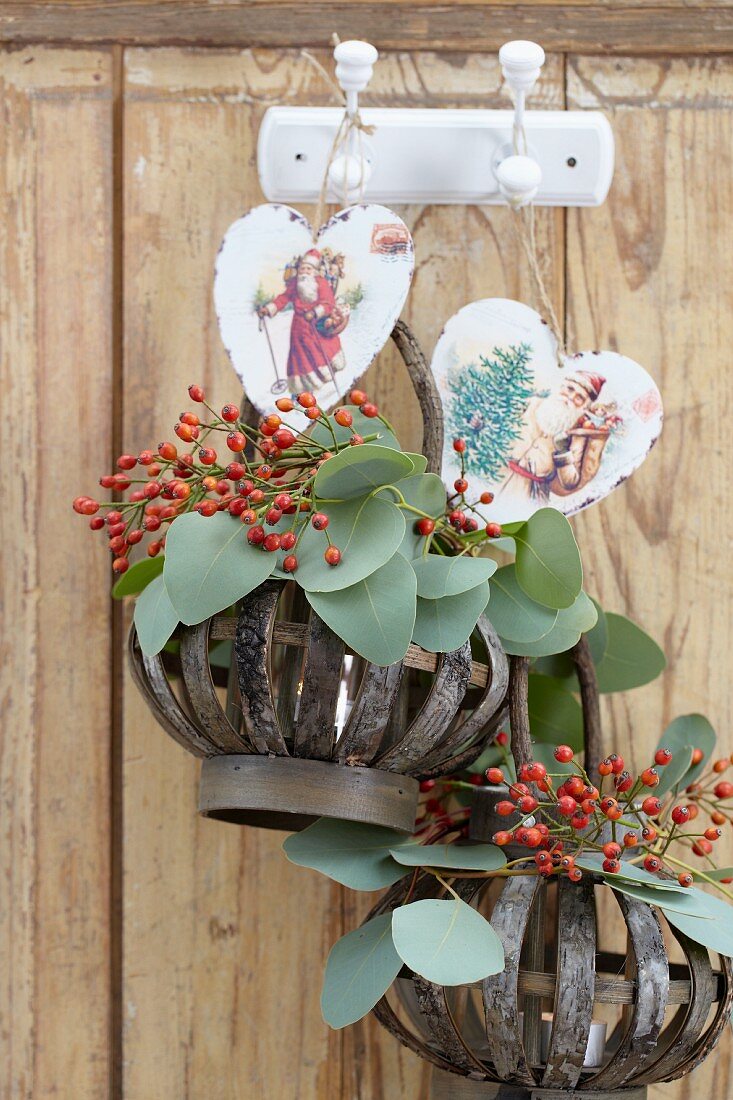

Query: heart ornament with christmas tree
214;203;413;420
433;298;663;523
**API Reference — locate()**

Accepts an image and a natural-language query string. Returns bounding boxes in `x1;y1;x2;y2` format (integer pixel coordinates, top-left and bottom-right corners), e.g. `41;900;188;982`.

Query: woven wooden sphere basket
367;651;733;1098
127;323;509;832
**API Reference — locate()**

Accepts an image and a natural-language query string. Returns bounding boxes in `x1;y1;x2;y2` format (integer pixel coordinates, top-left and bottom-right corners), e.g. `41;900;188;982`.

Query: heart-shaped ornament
432;299;663;523
214;203;413;420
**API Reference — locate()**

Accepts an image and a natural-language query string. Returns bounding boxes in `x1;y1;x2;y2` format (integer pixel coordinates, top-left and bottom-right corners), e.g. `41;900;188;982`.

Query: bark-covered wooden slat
420;707;509;782
631;925;716;1085
291;611;344;760
662;954;733;1083
337;661;405;765
413;979;489;1079
390;319;443;474
415;616;509;776
541;875;597;1089
235;581;290;756
507;655;533;775
178;620;248;754
274;583;309;743
483;875;541;1085
127;629;217;758
587;893;669;1090
376;644;472;772
520;883;546;1070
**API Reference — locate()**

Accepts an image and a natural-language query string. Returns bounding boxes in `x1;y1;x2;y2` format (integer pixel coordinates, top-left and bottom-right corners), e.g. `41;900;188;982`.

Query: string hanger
496;40;567;367
301;36;378;240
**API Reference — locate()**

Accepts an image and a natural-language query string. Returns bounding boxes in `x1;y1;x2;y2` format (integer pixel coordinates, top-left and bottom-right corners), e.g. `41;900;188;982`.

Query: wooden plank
120;47;346;1100
567;53;733;1100
3;4;733;53
0;47;114;1099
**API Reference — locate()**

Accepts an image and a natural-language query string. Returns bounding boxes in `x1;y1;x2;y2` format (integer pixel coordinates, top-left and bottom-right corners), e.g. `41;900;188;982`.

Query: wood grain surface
1;29;731;1100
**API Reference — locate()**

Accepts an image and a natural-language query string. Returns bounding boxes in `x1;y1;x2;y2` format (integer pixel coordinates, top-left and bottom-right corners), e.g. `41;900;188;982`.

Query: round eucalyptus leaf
389;843;506;872
283;818;411;891
380;473;447;560
133;574;178;657
411;555;497;599
412;581;490;654
314;443;414;501
321;913;403;1029
392;899;504;985
513;508;582;610
527;674;583;750
655;714;716;788
576;854;687;893
112;555;164;598
595;613;666;693
661;889;733;956
487;564;557;643
296;495;405;593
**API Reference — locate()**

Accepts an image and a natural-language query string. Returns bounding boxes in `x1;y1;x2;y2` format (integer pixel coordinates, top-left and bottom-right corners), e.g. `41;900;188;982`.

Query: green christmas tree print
446;343;535;481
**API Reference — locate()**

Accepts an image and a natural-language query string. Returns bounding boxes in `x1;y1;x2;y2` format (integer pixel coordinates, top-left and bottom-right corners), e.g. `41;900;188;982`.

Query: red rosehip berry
641;796;663;816
281;554;297;573
671;805;690;825
452;438;466;453
462;517;479;533
644;855;662;873
568;867;583;883
249;488;265;505
311;512;329;531
560;855;575;871
600;797;622;820
711;811;727;826
655;748;673;766
715;781;733;800
304;407;321;420
280;531;297;551
265;507;282;526
419;779;436;792
349;434;364;446
349;389;367;406
143;515;161;532
615;771;633;793
180;412;199;427
263;533;281;552
221;403;239;422
526;762;547;782
623;831;638;848
89;516;105;531
486;768;505;785
415;517;435;537
454;477;468;494
517;795;538;814
705;826;723;841
522;828;542;848
361;402;378;418
691;747;704;765
607;754;624;775
174;422;197;443
570;813;590;830
297;392;317;408
195;500;218;517
240;509;257;526
225;463;245;481
493;831;512;846
117;454;137;471
678;872;694;888
272;428;296;450
188;384;205;402
247;525;265;545
557;796;576;817
508;783;529;802
158;441;177;461
480;491;494;504
641;767;659;787
256;464;273;480
324;546;341;566
692;839;713;857
603;858;621;874
598;758;613;776
127;529;143;545
273;493;293;510
108;535;127;554
138;449;155;466
227;431;246;452
112;556;130;573
713;759;730;773
496;732;508;746
334;408;353;427
147;541;162;557
535;851;551;867
641;826;657;843
485;522;502;538
199;447;217;465
496;801;516;817
554;745;574;764
603;842;622;860
275;397;294;412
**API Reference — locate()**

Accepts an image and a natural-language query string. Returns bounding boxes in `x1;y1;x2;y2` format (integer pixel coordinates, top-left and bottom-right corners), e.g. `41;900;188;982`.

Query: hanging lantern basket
127;322;509;832
366;650;733;1097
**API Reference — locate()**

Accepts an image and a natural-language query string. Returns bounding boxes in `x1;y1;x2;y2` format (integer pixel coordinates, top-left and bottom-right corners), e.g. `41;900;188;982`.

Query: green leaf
576;855;688;892
527;674;584;751
412;581;489;654
690;868;733;883
501;591;596;658
379;473;447;560
314;443;414;501
306;553;417;666
595;614;666;693
661;889;733;956
513;508;582;610
164;511;276;625
606;880;715;917
295;495;405;593
654;745;695;799
389;843;506;872
321;913;403;1029
411;555;497;599
587;599;608;664
133;574;178;657
112;555;164;598
391;898;504;985
488;565;557;643
282;819;411;890
404;452;428;475
656;714;716;788
309;406;400;451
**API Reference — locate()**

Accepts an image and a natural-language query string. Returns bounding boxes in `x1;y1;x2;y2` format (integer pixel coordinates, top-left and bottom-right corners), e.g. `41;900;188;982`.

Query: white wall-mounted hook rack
257;38;614;208
327;39;378;201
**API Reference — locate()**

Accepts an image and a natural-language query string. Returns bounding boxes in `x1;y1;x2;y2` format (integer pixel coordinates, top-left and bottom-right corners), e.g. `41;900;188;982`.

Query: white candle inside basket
539;1012;607;1068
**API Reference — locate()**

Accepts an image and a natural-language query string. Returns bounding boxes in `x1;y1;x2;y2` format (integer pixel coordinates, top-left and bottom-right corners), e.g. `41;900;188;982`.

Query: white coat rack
257;38;614;208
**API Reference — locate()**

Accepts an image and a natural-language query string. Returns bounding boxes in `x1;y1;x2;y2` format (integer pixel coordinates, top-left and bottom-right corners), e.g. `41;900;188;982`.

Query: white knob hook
497;40;545;206
328;39;378;201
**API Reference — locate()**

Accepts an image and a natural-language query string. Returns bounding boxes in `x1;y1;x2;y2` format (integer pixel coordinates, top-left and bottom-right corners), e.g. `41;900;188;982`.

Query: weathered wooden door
2;5;731;1097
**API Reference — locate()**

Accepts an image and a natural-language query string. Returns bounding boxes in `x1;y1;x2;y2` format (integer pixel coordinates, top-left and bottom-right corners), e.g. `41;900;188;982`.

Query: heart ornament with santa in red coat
213;203;413;420
432;298;663;524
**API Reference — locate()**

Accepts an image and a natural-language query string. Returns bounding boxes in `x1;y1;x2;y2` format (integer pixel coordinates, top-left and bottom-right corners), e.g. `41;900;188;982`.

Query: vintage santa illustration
257;247;350;394
501;370;621;502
